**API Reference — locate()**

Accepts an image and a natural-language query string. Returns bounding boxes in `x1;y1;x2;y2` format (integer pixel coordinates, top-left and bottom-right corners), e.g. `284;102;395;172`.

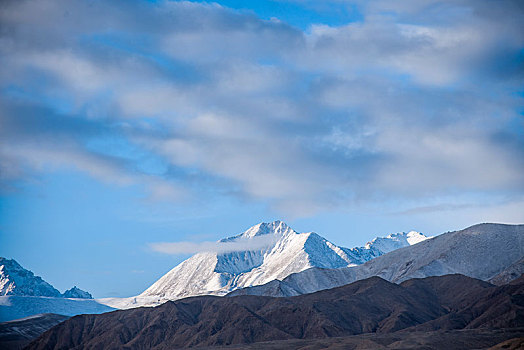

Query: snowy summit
63;286;92;299
106;221;429;308
0;258;62;297
0;258;92;299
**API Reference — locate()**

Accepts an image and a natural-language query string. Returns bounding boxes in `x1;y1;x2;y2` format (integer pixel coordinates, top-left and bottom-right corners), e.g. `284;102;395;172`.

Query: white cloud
0;0;523;216
149;234;277;255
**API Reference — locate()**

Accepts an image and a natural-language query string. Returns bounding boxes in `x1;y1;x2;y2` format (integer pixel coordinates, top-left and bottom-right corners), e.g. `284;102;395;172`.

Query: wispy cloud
149;235;277;255
393;203;476;216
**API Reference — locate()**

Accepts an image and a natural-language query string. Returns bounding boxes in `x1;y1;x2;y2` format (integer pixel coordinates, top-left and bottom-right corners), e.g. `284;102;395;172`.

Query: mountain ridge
0;258;112;323
105;221;429;308
0;313;70;350
25;274;524;349
228;223;524;298
0;258;92;299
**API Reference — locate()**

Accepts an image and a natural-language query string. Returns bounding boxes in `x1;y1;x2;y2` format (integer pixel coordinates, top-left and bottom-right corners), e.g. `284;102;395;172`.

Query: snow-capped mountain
366;231;428;253
62;287;92;299
345;230;429;264
0;258;111;322
0;258;61;297
229;223;524;297
0;222;432;317
0;258;92;299
108;221;428;308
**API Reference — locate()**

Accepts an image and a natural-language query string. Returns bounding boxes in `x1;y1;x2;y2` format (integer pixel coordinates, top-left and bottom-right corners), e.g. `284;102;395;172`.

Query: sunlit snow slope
229;223;524;297
0;258;61;298
104;221;429;308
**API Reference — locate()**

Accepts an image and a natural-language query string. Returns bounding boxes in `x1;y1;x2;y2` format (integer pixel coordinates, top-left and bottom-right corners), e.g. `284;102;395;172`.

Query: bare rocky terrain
195;329;524;350
26;274;524;349
0;313;69;350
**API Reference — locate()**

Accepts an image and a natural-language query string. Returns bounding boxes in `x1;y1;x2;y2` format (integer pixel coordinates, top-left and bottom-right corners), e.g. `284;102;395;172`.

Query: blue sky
1;0;523;298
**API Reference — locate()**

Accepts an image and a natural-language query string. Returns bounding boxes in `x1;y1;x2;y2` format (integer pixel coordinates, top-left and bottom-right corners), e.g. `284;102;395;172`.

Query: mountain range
0;259;113;323
1;221;523;349
228;223;524;297
0;222;429;321
25;274;524;349
2;222;523;316
0;258;92;299
143;221;429;296
100;221;429;309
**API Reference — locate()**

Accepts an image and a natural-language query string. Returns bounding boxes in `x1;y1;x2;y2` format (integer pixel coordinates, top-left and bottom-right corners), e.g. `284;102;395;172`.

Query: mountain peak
242;220;293;237
221;220;295;242
405;231;430;245
0;257;61;297
138;221;344;301
131;222;430;306
364;231;430;253
62;286;93;299
0;258;95;300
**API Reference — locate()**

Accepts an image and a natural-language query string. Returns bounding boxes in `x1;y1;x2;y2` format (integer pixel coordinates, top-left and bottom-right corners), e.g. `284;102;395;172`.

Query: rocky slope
25;274;524;349
0;313;69;350
229;223;524;297
198;329;524;350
